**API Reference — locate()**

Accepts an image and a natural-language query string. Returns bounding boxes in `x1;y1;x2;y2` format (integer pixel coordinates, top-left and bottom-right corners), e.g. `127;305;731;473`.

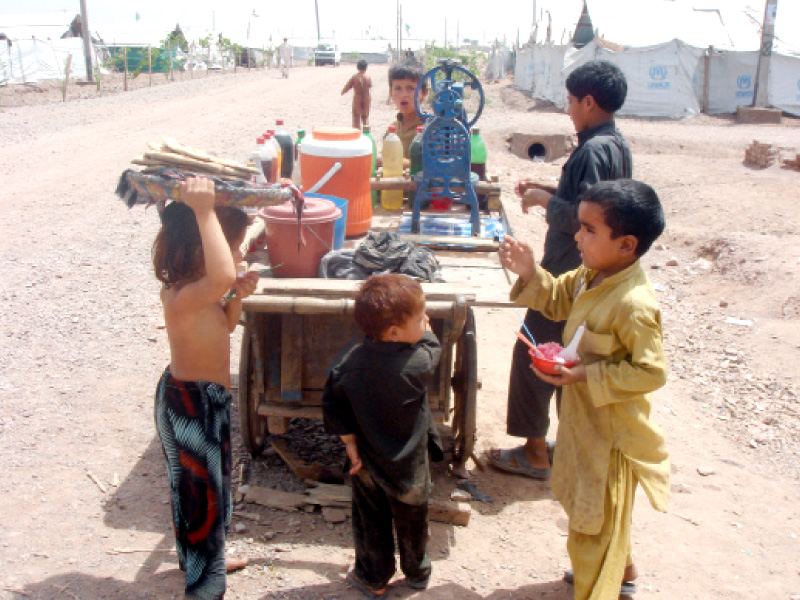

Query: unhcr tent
566;39;704;119
514;0;800;118
0;12;91;84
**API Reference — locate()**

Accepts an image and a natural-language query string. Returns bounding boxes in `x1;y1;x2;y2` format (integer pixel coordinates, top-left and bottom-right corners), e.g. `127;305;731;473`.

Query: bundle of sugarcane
131;137;259;182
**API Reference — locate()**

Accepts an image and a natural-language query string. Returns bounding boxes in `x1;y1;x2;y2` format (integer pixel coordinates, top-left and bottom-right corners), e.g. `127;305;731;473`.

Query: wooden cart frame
237;203;513;473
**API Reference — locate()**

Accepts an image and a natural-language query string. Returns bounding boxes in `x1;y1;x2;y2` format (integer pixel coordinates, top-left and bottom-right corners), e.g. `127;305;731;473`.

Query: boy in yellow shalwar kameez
499;179;670;600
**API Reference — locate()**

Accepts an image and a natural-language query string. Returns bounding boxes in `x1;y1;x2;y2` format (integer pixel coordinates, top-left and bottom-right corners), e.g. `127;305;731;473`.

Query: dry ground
1;63;799;600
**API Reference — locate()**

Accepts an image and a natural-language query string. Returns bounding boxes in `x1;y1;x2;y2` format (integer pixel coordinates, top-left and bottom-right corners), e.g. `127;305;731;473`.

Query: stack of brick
780;153;800;171
744;140;777;168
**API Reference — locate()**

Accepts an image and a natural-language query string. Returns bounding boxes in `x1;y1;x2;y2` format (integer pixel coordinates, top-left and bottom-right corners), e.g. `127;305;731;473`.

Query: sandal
487;446;550;480
346;570;387;599
564;569;637;596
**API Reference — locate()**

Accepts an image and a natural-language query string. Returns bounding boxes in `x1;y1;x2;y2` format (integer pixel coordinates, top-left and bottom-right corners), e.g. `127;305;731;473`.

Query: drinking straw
515;309;536;346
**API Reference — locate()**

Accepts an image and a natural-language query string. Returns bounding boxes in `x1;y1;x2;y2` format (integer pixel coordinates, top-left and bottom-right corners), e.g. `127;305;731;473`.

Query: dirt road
1;63;799;600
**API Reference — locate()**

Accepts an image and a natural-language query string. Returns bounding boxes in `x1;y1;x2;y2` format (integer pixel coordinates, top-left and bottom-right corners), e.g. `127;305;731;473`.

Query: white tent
515;0;800;118
0;12;91;84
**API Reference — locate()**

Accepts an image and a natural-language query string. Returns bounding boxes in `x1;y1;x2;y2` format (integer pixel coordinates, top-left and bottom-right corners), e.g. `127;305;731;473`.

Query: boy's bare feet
623;563;638;583
226;556;249;572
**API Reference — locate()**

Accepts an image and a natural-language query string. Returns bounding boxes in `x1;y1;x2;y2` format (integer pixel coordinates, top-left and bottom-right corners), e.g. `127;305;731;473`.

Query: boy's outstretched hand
179;176;216;214
499;235;536;283
515;179;553;214
532;362;587;386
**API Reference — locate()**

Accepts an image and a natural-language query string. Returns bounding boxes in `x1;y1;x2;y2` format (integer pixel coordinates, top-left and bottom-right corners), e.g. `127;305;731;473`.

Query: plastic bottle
260;134;276;183
264;131;282;182
294;128;306;161
470;127;488;207
293;128;305;182
274;119;294;179
381;125;404;210
470;127;487;181
362;125;378;207
409;125;424;177
250;136;268;184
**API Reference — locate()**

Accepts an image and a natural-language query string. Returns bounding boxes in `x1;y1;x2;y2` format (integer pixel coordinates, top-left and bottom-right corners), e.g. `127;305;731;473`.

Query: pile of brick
781;153;800;171
743;140;777;168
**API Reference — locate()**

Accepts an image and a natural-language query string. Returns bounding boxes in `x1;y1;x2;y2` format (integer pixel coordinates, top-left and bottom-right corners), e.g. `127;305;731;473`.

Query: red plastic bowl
528;347;578;375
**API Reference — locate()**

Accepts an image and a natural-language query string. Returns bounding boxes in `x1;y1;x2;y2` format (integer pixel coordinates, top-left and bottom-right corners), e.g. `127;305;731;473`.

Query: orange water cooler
300;127;372;237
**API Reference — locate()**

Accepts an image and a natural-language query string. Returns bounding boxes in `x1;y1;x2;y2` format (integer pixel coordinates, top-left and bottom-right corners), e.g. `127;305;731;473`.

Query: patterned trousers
155;369;232;600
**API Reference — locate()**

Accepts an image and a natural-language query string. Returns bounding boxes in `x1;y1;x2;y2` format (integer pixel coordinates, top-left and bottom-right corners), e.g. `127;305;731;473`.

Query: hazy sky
0;0;542;44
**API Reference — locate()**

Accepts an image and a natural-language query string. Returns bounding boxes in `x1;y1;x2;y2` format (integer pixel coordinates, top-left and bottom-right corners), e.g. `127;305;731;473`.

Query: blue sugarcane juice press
411;58;485;236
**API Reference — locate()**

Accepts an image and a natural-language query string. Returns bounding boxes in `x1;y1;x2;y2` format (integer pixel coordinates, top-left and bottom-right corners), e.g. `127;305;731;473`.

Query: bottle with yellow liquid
381;125;404;210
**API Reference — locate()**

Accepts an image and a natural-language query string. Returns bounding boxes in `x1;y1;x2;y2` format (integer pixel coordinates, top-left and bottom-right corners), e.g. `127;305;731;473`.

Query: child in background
322;273;443;598
491;60;633;480
342;59;373;130
152;177;259;600
384;60;428;167
499;179;669;600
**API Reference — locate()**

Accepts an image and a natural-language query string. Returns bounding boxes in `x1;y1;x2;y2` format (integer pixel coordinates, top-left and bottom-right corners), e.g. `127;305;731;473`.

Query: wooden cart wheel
451;307;478;471
238;315;268;456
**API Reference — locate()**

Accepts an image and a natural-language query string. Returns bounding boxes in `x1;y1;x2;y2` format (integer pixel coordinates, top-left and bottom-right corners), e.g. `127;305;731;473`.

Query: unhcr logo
736;74;753;99
647;65;670;90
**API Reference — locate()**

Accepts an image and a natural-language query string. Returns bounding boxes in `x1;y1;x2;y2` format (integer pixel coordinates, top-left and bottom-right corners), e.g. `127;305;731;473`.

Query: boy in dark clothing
323;273;442;598
489;60;632;479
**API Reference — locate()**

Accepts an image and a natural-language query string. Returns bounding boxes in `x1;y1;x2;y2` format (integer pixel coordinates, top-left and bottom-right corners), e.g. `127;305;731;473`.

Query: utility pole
396;0;401;62
752;0;778;107
79;0;93;83
399;3;403;60
315;0;321;43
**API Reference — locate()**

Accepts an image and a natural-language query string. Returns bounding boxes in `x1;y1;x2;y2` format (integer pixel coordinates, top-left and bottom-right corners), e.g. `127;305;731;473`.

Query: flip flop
487;446;550;480
406;575;430;590
563;569;637;596
346;571;387;599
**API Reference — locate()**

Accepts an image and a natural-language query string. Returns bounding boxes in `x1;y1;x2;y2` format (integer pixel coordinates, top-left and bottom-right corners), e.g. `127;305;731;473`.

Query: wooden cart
237;203;515;473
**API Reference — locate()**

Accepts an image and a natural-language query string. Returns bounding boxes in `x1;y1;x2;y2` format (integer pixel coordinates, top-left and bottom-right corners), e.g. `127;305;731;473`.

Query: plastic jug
381;125;404;210
274;119;294;179
362;125;378;207
300;127;373;236
265;129;282;181
250;137;268;184
409;125;424;177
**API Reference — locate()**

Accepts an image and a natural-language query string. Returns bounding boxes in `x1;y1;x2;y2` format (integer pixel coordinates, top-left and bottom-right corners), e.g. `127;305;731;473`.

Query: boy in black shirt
323;273;442;598
490;60;633;480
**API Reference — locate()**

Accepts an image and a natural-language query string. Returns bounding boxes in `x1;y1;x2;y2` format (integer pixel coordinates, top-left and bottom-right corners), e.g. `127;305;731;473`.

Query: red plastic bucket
258;197;341;278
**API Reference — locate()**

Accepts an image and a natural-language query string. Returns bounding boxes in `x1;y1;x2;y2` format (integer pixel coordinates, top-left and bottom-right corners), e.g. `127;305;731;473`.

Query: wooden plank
241;485;307;510
429;498;471;526
397;234;499;251
370;177;501;195
242;296;473;316
247;279;478;301
270;438;329;481
304;482;352;506
280;314;303;403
